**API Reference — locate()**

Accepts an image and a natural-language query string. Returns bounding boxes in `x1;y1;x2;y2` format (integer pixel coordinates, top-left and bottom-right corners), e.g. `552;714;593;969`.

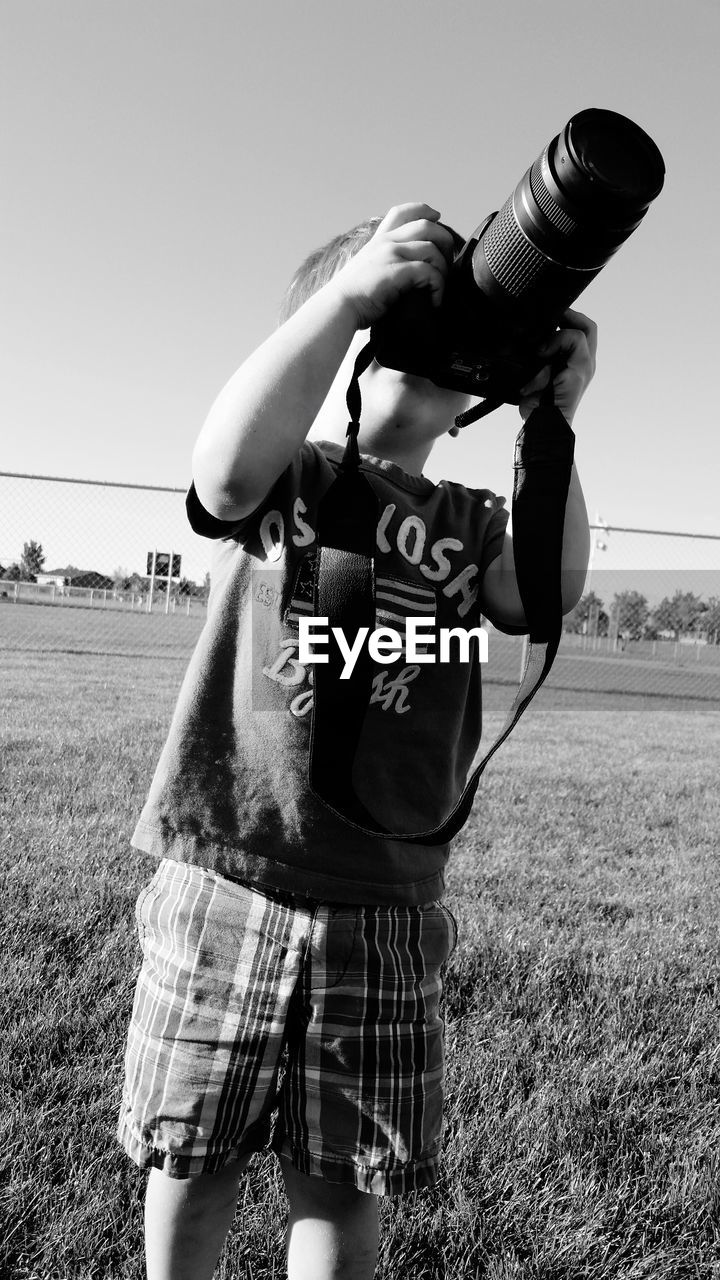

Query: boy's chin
374;365;469;410
378;365;439;393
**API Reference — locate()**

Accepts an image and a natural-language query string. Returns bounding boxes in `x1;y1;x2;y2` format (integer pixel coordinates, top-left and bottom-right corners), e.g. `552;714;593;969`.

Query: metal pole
165;550;173;615
147;549;157;613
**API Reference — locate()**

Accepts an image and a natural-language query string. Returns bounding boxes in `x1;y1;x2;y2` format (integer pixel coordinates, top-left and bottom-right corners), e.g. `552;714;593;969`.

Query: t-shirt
131;440;511;905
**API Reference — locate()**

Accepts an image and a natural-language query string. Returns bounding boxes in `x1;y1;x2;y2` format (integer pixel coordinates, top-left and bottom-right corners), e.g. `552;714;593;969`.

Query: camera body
371;109;665;414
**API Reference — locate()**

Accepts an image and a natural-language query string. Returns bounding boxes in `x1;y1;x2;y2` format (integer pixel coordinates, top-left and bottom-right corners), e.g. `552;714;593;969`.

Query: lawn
2;649;720;1278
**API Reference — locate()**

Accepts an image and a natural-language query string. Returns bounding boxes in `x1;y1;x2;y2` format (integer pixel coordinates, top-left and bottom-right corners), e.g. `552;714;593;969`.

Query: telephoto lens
472;107;665;327
371;108;665;413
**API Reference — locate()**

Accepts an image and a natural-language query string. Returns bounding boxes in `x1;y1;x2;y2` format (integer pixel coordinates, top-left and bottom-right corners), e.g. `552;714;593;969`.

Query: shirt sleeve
185;483;255;540
477;501;530;636
185;441;337;542
478;504;509;579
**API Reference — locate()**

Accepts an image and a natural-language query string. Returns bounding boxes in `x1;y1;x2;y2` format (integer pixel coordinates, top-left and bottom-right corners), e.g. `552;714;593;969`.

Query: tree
564;590;608;636
5;563;23;581
651;590;706;640
20;540;45;582
113;565;133;592
704;598;720;645
611;590;649;641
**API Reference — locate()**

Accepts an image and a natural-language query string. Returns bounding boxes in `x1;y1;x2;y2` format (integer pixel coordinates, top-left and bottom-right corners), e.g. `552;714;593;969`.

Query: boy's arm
192;203;456;522
481;309;596;628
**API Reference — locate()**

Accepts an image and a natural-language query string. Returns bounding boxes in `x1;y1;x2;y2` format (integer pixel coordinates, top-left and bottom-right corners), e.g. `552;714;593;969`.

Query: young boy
117;203;595;1280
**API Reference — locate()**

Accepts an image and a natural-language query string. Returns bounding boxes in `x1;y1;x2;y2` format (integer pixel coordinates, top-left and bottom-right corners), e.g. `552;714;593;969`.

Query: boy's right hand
330;203;455;330
192;204;455;524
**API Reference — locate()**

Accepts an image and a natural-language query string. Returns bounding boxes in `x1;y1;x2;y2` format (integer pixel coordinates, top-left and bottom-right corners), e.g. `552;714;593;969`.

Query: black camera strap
309;339;575;844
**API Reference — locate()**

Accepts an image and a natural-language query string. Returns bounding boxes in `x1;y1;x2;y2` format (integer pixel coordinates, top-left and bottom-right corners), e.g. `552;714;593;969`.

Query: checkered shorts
116;859;457;1196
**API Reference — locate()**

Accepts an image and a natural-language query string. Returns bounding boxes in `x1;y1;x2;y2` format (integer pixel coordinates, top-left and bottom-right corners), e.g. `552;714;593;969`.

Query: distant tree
112;565;133;592
177;577;199;597
20;540;45;582
5;563;23;581
652;590;706;640
704;597;720;645
564;590;608;636
611;590;649;641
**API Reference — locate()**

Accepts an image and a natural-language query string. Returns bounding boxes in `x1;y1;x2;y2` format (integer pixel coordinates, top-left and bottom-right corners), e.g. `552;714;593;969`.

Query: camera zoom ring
482;200;548;297
530;158;577;235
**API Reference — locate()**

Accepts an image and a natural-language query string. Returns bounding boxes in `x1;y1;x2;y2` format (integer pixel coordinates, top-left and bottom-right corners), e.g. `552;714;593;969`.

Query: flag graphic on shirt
374;577;436;655
284;555;436;657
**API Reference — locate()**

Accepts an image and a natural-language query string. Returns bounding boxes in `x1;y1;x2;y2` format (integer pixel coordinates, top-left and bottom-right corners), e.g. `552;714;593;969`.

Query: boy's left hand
518;308;597;425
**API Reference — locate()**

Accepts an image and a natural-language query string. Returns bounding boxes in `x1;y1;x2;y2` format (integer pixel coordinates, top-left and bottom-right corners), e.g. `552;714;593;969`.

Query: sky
2;0;720;587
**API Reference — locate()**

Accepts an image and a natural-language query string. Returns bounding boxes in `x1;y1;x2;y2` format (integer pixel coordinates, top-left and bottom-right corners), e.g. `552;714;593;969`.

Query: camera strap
309;339;575;844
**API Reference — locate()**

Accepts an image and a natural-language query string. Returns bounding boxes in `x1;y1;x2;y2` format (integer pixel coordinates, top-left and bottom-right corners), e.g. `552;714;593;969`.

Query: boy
117;203;596;1280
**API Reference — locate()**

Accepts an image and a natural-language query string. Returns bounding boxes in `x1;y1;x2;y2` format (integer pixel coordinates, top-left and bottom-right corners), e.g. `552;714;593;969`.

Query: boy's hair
279;215;466;325
279;217;383;324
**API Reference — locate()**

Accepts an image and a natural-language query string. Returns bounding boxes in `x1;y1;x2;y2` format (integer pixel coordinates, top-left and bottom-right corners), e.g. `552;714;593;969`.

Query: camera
370;108;665;418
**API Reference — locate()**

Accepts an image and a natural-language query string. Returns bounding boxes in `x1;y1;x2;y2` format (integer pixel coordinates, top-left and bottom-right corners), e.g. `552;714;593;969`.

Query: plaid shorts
117;859;457;1196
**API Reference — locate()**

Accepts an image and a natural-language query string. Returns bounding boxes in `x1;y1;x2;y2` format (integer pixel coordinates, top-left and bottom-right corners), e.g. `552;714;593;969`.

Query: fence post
147;550;157;614
165;550;173;615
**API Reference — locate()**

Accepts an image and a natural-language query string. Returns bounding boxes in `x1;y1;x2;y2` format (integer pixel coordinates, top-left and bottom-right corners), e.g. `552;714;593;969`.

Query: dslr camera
371;108;665;419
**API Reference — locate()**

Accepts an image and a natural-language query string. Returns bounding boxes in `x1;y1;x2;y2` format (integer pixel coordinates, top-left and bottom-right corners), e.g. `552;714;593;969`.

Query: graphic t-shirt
131;440;511;904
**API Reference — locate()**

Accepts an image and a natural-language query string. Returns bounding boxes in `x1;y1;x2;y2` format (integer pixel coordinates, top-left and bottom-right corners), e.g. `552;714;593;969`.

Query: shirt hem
130;820;446;907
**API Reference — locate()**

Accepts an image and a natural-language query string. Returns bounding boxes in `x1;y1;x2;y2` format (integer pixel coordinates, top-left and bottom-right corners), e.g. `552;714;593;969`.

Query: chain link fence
1;471;719;703
0;471;210;661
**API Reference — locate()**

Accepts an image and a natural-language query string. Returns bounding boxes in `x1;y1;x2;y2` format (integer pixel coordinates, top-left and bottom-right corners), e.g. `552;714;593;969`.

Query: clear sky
2;0;720;562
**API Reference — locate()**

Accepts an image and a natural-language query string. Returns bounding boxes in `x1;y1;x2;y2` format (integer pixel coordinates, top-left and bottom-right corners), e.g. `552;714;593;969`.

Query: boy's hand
518;308;598;425
330;203;455;330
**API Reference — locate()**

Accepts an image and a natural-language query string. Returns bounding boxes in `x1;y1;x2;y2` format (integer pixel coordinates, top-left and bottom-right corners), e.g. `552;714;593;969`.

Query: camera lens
472;108;665;323
557;110;665;217
370;107;665;407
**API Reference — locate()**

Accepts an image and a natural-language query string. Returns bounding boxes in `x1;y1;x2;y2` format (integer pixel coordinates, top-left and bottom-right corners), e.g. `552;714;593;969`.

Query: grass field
3;597;720;703
3;645;720;1279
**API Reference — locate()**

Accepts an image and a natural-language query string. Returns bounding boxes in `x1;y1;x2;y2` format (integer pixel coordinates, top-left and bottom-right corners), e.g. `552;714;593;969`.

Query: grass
2;649;720;1278
3;597;720;702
